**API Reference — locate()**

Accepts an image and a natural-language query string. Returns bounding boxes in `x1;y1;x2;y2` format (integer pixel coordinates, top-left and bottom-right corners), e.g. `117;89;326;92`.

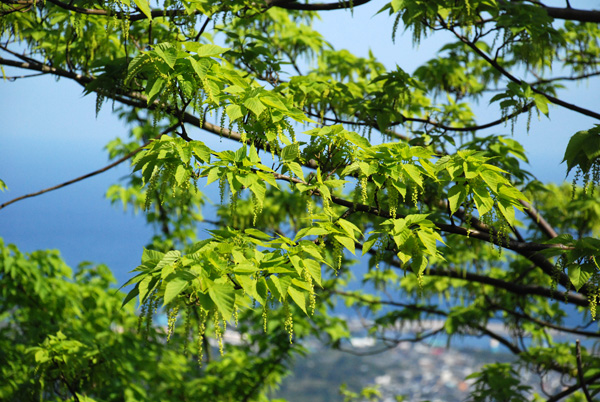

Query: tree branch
5;0;199;21
488;302;600;338
306;101;534;134
576;339;594;402
268;0;371;11
544;5;600;24
269;171;584;301
334;290;523;354
0;126;176;211
1;53;583;298
546;371;600;402
0;56;92;84
426;267;588;307
520;199;558;239
444;20;600;121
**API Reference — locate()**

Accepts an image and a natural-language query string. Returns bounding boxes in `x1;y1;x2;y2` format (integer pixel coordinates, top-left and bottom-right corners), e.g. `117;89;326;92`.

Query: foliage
0;239;306;402
2;0;600;401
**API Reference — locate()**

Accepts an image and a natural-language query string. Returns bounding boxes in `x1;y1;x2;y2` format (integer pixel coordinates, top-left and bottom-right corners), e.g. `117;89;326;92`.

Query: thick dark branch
401;102;534;132
274;168;582;303
349;239;587;307
268;0;371;11
426;267;588;307
474;324;522;355
544;6;600;24
0;56;92;84
328;195;571;253
23;0;197;21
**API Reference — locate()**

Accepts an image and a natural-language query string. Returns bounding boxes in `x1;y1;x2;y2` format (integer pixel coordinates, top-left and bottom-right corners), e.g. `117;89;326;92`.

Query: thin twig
546;372;600;402
576;339;593;402
441;17;600;120
0;125;176;211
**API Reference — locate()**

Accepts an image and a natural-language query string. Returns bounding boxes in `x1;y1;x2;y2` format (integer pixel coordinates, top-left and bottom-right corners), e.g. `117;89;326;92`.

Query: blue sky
1;2;599;286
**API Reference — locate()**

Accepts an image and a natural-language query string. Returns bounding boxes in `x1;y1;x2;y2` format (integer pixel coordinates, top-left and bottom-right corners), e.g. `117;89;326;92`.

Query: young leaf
287;286;308;315
163;275;189;305
568;263;595;291
303;259;322;287
132;0;152;20
208;283;236;319
244;97;266;117
334;235;356;255
281;143;299;162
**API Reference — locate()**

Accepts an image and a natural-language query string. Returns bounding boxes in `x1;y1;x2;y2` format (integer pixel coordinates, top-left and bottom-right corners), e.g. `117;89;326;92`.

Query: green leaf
303;259;322;287
533;94;549;116
226;104;244;121
138;276;159;304
146;77;165;105
337;218;362;238
206;168;221;185
260;95;288;111
163;275;189;305
281;143;299;162
184;43;230;58
153;43;177;69
208;283;236;319
287;162;305;181
334;235;356;255
121;283;140;308
472;186;494;217
244;228;272;240
250;180;266;207
244;97;266;117
192;141;211;162
362;234;379;256
142;248;165;264
267;276;283;300
287;286;308;315
562;128;600;175
294;226;329;241
497;199;515;226
175;165;187;186
132;0;152;20
447;184;466;215
544;233;574;245
189;57;211;79
391;0;404;12
402;164;423;187
417;230;438;257
568;263;595;291
480;170;506;193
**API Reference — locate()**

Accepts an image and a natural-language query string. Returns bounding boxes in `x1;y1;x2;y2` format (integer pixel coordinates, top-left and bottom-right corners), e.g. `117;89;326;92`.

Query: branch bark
544;6;600;24
267;0;371;11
